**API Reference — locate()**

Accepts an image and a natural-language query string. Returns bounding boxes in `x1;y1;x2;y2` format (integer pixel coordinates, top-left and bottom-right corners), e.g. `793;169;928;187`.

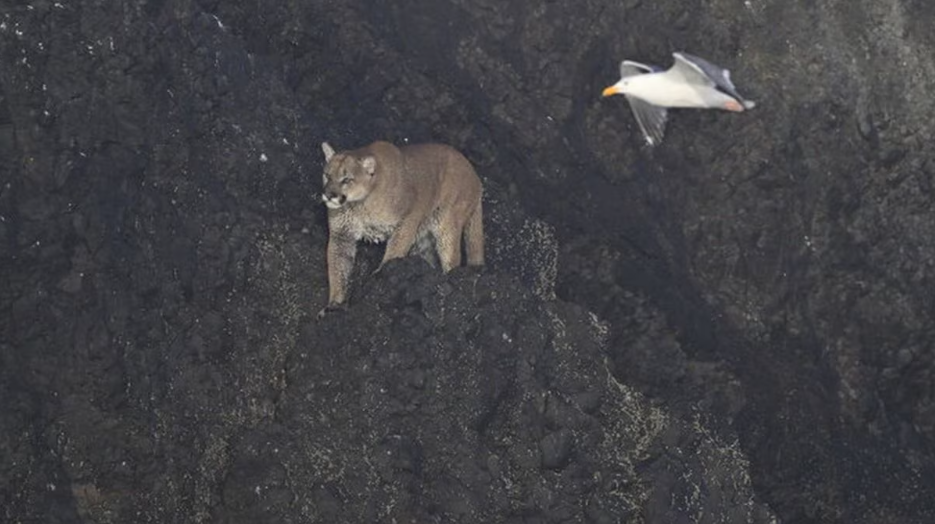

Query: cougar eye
340;178;350;186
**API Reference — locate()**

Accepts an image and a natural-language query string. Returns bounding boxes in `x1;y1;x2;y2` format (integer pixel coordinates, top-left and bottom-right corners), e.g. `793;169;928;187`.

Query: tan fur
318;140;485;317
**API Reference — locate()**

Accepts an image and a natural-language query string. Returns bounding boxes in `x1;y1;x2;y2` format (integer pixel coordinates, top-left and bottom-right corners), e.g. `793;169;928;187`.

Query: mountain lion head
320;142;377;210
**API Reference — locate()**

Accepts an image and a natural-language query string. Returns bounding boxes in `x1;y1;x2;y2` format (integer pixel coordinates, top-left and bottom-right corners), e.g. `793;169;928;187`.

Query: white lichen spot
15;29;23;37
211;14;225;29
281;137;289;145
587;311;610;345
54;2;65;8
259;153;268;163
0;22;7;32
47;483;56;491
254;485;261;495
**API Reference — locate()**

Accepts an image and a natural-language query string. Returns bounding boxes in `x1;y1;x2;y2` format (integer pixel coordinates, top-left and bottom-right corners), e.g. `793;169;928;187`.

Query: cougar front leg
378;218;420;270
319;234;357;318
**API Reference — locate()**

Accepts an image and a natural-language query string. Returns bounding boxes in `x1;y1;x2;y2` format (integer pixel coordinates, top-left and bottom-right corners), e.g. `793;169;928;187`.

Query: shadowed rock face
1;0;934;522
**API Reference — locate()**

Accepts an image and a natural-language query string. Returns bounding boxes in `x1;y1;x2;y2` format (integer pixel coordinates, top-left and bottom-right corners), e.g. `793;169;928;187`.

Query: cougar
317;140;485;318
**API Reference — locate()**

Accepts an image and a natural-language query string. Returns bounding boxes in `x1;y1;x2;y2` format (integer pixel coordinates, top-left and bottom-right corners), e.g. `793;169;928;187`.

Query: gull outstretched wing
671;52;749;103
625;96;668;147
620;60;655;78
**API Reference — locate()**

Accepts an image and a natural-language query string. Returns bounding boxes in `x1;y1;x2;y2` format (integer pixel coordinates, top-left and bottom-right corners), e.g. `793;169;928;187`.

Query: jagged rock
217;258;773;522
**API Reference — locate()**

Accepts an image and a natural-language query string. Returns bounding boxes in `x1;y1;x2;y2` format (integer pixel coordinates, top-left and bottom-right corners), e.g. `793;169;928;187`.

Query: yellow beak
602;85;619;97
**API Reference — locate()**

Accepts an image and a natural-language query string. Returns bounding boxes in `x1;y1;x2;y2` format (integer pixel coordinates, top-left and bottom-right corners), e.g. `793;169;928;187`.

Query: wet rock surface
1;0;934;522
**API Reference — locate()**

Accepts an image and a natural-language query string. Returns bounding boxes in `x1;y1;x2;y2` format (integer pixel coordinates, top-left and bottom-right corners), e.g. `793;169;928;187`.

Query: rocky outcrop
1;0;934;522
219;257;774;523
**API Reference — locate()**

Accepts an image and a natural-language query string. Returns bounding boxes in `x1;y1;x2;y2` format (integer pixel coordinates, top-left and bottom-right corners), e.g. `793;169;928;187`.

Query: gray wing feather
672;52;749;102
625;96;668;147
669;52;717;86
620;60;653;78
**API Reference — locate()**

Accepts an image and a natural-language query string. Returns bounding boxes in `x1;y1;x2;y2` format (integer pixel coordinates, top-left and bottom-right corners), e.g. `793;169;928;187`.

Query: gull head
602;78;631;97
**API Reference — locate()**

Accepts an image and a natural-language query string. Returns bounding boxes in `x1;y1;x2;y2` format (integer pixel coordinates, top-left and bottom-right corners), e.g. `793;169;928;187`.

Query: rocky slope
2;0;934;522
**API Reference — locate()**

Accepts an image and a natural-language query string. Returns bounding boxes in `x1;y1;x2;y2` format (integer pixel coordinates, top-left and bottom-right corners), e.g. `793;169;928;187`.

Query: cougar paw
317;302;347;320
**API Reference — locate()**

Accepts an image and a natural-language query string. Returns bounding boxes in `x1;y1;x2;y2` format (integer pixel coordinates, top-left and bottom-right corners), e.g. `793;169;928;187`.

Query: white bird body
620;73;724;108
602;52;756;146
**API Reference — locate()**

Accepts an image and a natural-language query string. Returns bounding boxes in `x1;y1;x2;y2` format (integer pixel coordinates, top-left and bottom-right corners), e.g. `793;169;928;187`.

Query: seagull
601;52;756;146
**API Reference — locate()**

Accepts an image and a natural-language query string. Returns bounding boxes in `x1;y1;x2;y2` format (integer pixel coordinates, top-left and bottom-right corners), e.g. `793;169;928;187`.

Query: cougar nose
322;191;346;204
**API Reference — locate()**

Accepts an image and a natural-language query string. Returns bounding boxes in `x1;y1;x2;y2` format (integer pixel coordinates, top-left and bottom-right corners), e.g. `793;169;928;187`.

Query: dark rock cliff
2;0;933;522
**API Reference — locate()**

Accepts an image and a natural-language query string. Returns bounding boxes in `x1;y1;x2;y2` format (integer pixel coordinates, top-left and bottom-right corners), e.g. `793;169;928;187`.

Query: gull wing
671;52;748;102
667;52;717;87
620;60;655;78
625;95;668;147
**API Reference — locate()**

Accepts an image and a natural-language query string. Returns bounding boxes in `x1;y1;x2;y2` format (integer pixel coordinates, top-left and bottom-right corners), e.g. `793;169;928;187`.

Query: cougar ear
361;156;376;175
322;142;336;162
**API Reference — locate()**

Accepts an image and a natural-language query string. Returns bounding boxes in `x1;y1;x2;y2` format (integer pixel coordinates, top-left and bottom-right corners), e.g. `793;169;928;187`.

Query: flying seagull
601;52;756;147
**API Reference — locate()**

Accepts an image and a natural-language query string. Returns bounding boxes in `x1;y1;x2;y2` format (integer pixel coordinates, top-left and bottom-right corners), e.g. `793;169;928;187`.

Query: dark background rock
1;0;933;522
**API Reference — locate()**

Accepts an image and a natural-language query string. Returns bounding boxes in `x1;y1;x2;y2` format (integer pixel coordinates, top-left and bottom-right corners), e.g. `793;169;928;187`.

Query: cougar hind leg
463;199;484;266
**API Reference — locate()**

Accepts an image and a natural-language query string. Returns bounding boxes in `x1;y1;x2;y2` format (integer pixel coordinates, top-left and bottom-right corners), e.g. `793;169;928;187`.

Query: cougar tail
464;198;485;266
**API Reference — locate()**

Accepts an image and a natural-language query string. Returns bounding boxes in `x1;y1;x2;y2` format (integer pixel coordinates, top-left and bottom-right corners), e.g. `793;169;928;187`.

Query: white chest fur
329;206;399;244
